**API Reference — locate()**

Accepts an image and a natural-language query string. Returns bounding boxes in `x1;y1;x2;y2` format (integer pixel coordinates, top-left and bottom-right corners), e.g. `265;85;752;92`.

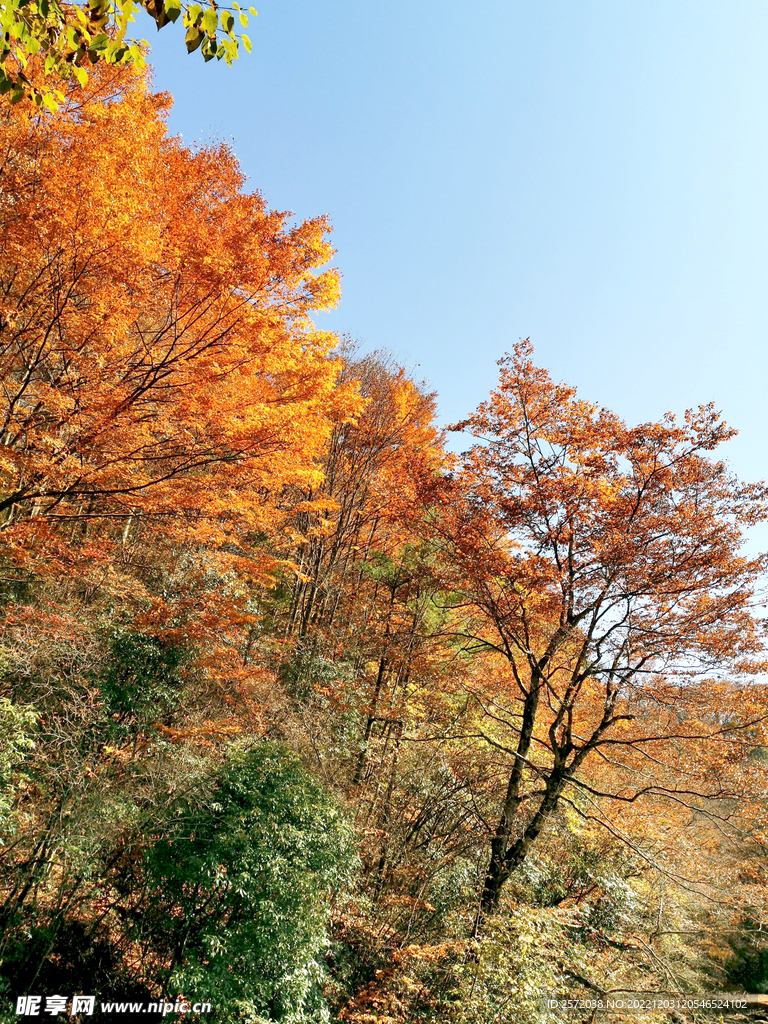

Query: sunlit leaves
0;0;256;106
0;61;355;607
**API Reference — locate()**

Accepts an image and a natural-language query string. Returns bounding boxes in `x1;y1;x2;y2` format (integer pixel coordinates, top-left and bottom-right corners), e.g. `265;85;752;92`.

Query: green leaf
143;743;354;1014
220;10;233;33
184;23;203;51
164;0;181;22
72;63;88;86
114;0;137;42
128;40;145;64
200;7;217;34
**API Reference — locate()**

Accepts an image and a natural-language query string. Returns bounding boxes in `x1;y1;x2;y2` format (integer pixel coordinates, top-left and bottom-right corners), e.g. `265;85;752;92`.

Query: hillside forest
2;63;768;1024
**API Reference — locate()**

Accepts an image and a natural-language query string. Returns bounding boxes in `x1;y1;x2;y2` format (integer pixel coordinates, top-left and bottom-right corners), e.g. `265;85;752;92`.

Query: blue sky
145;1;768;498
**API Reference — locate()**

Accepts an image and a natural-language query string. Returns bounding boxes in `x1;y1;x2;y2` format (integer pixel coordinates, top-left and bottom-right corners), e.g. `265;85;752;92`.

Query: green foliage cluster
99;628;186;735
447;910;568;1024
144;743;355;1022
0;0;255;106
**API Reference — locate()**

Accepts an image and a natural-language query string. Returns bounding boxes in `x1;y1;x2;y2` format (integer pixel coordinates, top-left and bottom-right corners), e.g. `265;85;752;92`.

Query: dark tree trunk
477;769;567;929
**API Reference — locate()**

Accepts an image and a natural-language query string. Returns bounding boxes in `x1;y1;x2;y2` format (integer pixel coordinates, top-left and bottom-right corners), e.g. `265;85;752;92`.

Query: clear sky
145;1;768;500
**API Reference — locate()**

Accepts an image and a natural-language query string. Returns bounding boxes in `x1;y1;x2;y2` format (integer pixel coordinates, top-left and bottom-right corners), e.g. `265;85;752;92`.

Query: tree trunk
477;770;567;928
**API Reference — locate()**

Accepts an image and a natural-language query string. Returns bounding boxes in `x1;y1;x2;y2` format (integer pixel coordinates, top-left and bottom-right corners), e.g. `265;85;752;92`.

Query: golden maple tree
0;63;358;596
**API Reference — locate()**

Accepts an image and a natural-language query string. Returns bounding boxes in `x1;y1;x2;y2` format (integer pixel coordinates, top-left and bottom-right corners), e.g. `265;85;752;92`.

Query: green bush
143;741;356;1022
99;628;186;733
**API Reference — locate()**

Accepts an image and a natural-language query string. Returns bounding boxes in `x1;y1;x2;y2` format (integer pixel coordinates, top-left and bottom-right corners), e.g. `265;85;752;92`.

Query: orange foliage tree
440;341;768;920
0;64;357;598
285;351;445;643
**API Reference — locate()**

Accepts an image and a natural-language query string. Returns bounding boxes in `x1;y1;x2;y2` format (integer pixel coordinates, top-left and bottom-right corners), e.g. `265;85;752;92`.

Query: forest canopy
1;62;768;1024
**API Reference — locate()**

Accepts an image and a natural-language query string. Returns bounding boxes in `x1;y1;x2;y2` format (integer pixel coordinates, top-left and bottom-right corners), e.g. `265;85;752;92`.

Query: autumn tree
273;352;447;789
441;341;768;921
284;351;444;644
0;62;356;594
4;51;768;1023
